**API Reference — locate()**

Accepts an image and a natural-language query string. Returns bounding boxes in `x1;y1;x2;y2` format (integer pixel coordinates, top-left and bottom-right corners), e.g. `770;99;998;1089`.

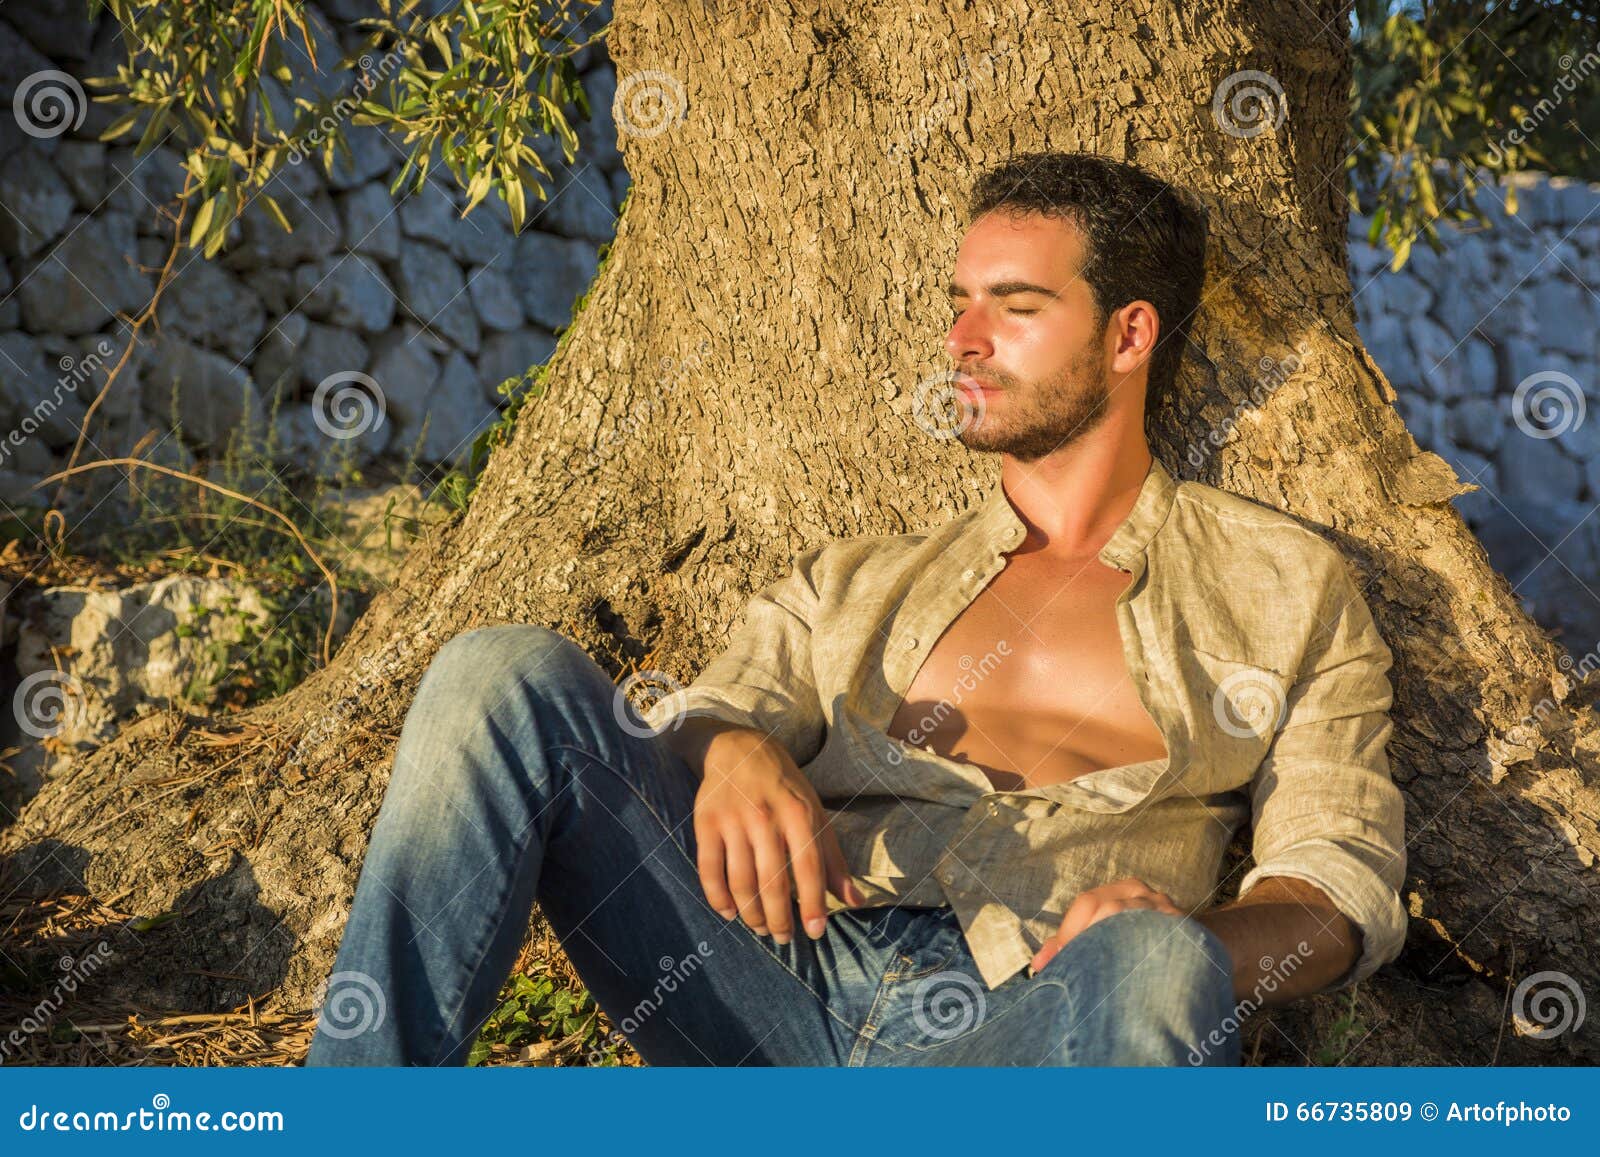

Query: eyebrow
947;279;1061;299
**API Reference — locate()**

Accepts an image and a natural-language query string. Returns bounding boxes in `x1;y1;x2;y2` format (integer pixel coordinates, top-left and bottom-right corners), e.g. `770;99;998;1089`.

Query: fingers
722;828;766;934
1053;889;1102;947
748;816;795;943
1030;882;1183;972
695;823;737;920
779;796;829;940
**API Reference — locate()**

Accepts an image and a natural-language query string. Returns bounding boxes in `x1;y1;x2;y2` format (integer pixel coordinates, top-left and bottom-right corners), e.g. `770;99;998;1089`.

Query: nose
945;305;993;367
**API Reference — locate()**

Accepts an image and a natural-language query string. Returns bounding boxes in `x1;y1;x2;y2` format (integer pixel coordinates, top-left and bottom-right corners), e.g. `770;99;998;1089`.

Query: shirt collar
973;455;1178;571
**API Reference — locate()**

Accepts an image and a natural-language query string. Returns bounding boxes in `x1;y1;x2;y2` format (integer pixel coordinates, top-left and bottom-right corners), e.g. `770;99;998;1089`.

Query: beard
957;342;1112;462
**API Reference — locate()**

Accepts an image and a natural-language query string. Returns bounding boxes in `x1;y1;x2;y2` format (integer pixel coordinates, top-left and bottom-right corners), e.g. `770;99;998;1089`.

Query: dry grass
0;890;640;1067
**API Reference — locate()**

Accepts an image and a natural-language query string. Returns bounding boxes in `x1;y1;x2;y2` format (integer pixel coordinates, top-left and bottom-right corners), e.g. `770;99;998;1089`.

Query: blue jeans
304;625;1241;1067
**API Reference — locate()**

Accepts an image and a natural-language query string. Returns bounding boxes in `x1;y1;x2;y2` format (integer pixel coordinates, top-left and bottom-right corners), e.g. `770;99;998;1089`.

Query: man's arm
1194;876;1362;1006
643;543;831;769
1213;551;1410;1007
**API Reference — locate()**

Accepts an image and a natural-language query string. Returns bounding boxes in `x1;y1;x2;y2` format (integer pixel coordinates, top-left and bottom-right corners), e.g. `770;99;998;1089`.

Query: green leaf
128;911;182;932
99;110;141;141
188;195;217;250
258;192;292;234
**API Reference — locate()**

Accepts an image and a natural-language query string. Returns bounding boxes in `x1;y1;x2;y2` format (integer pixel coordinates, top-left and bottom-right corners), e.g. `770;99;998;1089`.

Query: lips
957;374;1001;394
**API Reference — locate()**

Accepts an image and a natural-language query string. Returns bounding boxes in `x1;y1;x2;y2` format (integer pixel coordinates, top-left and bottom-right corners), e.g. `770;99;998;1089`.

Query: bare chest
884;554;1168;790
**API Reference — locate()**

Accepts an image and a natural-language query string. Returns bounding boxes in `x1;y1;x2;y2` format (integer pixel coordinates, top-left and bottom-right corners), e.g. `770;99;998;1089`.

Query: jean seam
426;776;558;1066
543;741;871;1050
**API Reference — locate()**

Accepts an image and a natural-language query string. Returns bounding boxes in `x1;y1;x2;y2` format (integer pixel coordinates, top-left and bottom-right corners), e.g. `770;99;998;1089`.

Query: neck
998;430;1153;560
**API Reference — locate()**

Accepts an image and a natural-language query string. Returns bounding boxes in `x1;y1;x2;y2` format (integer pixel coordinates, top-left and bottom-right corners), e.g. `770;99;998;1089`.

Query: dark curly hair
966;152;1208;418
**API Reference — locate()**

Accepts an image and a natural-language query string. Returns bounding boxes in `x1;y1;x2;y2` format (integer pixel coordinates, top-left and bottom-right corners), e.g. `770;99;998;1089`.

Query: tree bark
4;0;1598;1065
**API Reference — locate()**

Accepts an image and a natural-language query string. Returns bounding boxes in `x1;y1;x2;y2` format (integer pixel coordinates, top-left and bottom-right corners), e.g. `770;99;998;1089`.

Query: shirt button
902;636;919;650
986;801;999;816
962;568;977;581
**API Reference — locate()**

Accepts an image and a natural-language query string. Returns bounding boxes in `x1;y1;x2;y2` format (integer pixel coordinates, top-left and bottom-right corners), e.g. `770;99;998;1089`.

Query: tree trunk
4;0;1598;1065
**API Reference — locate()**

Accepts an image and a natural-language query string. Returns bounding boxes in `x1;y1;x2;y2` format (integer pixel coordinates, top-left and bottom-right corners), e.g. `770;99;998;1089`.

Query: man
306;151;1407;1068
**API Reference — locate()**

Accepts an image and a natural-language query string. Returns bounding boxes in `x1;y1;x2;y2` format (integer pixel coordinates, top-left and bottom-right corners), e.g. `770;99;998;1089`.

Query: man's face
944;210;1116;462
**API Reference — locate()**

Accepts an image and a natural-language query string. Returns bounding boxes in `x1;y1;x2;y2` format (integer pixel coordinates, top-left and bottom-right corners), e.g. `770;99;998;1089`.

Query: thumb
1030;936;1060;972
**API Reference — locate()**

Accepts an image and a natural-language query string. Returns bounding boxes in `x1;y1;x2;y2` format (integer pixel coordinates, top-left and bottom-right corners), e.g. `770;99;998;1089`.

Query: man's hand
1029;876;1184;973
684;722;866;943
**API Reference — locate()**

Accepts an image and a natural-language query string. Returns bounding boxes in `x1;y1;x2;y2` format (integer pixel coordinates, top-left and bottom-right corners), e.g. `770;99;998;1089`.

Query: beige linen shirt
644;456;1408;993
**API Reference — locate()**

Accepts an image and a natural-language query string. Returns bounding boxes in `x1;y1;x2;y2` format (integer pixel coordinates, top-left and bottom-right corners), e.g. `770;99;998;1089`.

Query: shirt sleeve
641;543;829;767
1236;552;1409;994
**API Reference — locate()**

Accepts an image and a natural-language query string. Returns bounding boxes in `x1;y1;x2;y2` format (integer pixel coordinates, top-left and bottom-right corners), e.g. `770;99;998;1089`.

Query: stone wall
1349;170;1600;652
0;0;624;506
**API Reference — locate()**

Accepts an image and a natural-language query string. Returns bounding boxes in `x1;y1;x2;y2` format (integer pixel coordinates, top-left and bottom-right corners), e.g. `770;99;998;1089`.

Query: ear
1110;300;1160;377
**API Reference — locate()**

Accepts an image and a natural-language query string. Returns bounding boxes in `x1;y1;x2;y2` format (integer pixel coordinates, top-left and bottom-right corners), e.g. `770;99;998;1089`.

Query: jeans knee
423;624;603;714
1091;907;1228;968
1055;908;1239;1065
1071;909;1235;1015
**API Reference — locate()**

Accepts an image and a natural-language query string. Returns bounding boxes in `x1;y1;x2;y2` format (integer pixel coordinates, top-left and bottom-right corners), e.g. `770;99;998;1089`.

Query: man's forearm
655;715;766;779
1193;876;1361;1006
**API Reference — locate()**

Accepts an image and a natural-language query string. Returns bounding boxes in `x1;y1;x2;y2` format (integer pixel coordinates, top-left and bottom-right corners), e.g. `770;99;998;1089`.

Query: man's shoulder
787;510;974;596
1167;477;1349;575
1158;478;1368;668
